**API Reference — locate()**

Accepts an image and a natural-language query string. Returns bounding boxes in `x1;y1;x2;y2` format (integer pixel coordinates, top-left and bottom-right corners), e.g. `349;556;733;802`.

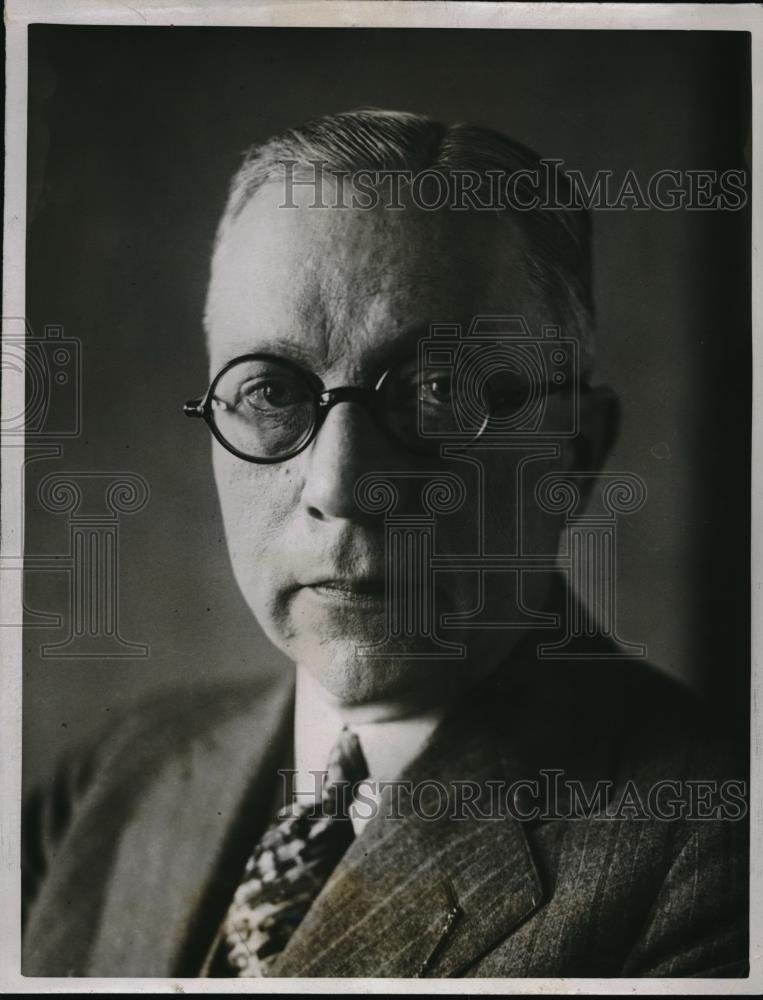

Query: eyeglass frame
183;350;587;465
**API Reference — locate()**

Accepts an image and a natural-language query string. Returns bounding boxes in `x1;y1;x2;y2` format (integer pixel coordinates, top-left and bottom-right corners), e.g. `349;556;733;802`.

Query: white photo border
2;1;760;994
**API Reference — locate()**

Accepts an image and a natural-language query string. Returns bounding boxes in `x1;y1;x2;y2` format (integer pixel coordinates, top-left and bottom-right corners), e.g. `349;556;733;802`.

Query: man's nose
300;402;391;521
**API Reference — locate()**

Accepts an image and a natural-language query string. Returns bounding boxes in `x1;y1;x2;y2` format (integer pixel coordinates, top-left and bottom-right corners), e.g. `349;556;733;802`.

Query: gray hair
209;108;595;370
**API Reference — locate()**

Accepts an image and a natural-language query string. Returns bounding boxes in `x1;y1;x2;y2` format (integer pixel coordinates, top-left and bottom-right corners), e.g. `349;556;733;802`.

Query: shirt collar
293;666;445;833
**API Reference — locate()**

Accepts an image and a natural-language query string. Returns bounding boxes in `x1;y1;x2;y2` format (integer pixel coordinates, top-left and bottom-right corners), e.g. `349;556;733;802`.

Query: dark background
23;26;751;792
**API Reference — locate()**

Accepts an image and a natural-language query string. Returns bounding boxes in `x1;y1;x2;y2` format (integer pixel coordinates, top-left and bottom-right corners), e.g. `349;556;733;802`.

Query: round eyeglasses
183;351;582;464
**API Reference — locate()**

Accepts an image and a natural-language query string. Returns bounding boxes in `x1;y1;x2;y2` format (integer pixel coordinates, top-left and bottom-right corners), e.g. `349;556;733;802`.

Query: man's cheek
216;459;295;529
226;499;288;574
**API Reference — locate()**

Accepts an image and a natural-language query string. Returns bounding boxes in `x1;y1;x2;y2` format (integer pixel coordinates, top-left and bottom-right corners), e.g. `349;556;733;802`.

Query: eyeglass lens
208;348;566;461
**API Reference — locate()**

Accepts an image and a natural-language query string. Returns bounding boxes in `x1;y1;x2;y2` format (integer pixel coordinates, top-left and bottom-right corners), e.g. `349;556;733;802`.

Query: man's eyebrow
223;326;440;377
353;325;437;373
219;339;321;371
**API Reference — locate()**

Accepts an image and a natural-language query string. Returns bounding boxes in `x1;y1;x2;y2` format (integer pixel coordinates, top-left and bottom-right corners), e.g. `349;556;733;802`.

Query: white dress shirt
293;665;445;835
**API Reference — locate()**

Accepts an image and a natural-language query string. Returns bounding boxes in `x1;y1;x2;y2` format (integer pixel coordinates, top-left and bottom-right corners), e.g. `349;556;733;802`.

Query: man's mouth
303;577;387;604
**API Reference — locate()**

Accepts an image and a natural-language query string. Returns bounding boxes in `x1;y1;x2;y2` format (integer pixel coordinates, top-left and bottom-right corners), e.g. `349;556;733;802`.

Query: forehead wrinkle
315;268;459;378
312;244;540;382
207;184;546;379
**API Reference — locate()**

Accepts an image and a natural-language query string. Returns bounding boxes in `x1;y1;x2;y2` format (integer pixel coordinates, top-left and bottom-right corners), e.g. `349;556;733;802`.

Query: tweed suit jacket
22;633;748;979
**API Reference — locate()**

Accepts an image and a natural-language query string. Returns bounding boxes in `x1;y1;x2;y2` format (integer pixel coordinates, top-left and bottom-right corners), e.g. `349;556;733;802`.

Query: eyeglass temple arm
183;398;204;418
183;395;233;417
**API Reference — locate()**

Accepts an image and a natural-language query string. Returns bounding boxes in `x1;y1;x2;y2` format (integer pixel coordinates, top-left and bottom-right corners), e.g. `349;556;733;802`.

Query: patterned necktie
222;726;369;976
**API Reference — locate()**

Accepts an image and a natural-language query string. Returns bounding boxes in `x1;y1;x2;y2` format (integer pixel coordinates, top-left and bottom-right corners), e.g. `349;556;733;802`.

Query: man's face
205;180;584;711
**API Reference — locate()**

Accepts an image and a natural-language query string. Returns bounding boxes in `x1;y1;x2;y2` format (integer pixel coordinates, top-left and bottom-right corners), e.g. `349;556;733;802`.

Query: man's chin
266;586;516;708
294;640;463;709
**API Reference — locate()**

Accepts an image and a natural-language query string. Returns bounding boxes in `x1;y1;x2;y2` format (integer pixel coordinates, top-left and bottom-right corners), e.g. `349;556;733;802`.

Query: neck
295;664;452;725
294;665;449;790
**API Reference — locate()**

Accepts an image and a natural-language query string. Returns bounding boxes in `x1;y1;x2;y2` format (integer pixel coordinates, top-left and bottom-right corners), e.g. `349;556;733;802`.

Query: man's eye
238;378;306;412
419;375;453;405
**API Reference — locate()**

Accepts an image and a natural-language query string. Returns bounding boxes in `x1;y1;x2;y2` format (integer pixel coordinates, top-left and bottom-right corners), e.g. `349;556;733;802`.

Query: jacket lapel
86;672;294;977
269;691;544;978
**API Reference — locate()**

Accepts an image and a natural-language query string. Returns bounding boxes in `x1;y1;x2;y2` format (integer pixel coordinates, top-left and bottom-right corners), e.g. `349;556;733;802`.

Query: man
22;109;748;978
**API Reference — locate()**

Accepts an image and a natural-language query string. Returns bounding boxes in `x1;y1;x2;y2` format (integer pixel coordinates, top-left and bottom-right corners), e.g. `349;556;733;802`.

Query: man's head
202;109;617;716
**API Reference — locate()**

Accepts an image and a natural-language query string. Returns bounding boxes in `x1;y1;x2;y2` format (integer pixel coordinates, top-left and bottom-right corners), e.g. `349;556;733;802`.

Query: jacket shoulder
93;672;287;762
492;647;747;784
22;671;293;928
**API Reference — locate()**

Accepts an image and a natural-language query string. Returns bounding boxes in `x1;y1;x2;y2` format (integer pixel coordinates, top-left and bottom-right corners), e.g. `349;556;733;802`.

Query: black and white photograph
1;0;759;991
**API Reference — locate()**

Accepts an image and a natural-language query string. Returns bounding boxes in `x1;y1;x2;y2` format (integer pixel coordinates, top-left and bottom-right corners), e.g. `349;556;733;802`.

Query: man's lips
300;577;387;603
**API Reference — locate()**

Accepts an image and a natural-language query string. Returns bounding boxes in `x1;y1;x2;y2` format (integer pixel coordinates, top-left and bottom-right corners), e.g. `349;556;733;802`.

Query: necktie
222;726;369;976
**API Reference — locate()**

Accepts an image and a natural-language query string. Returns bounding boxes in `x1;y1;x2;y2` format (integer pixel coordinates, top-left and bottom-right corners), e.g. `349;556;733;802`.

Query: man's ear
567;385;621;474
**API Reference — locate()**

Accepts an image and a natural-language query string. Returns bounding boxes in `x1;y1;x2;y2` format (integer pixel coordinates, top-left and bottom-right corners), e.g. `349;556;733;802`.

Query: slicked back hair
208;109;595;371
